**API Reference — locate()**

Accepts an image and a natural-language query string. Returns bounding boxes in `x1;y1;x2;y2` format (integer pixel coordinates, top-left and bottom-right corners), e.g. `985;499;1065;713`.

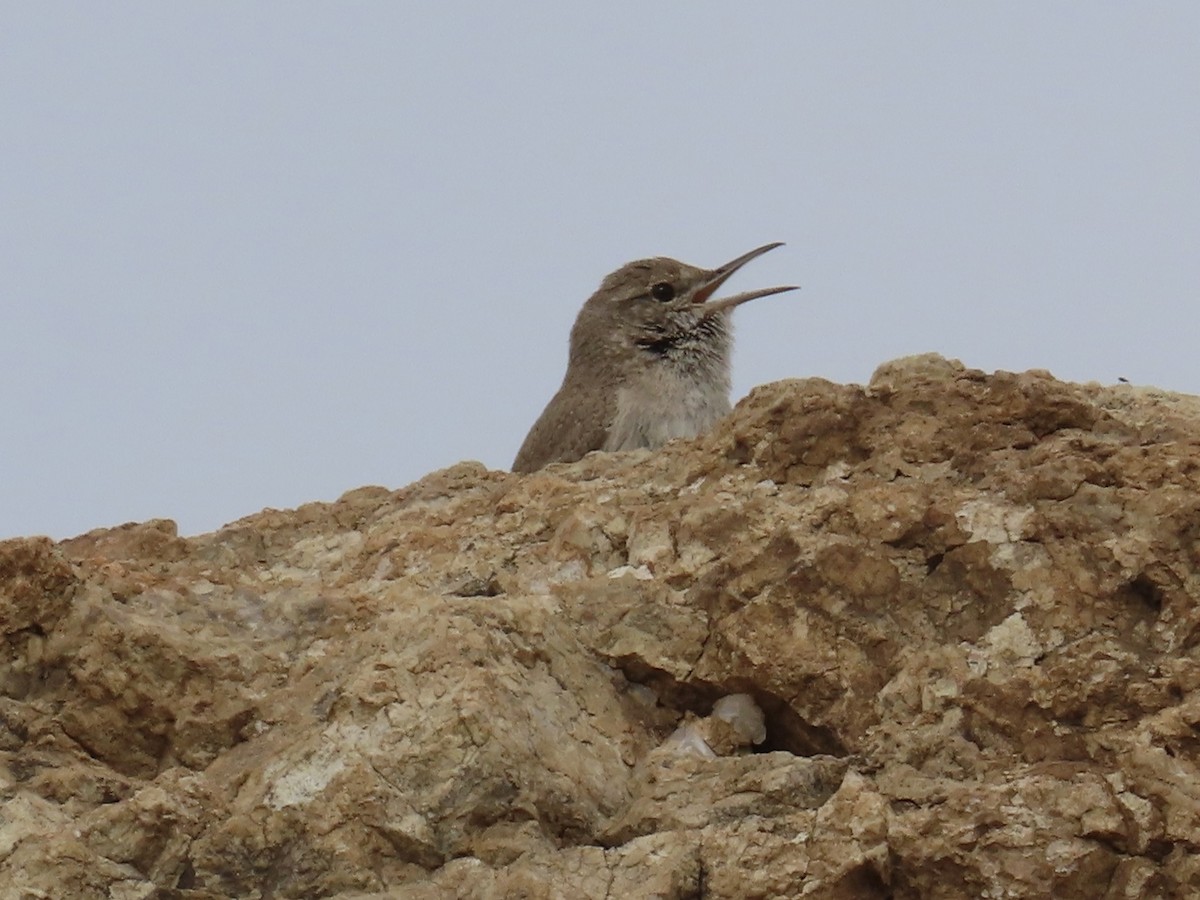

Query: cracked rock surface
2;354;1199;898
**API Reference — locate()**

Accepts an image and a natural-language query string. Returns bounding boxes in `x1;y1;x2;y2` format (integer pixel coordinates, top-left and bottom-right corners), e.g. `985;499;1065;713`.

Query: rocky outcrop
2;354;1199;898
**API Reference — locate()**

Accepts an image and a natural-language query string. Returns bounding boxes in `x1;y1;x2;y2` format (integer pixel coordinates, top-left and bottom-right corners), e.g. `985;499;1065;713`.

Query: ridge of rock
2;354;1199;898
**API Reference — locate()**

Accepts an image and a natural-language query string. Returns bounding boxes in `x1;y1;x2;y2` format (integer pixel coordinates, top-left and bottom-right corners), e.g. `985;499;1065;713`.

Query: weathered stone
2;355;1198;898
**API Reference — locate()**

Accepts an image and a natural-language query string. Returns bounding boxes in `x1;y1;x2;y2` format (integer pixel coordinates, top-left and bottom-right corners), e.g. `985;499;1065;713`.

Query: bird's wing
511;384;614;473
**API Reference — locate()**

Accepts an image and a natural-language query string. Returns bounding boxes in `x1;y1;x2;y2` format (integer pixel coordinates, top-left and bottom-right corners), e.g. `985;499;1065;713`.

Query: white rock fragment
662;721;717;759
607;564;653;580
955;499;1031;544
712;693;767;745
659;693;769;761
981;612;1043;666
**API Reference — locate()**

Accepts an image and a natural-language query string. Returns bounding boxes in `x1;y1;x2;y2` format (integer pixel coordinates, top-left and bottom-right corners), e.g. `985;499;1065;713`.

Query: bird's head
572;242;798;363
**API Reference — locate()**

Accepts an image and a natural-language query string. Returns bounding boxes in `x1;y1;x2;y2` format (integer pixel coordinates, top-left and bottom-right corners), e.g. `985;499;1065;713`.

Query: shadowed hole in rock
756;693;847;758
835;861;892;900
449;576;504;598
615;668;848;759
1143;838;1176;863
176;860;196;889
1122;572;1164;614
924;552;944;574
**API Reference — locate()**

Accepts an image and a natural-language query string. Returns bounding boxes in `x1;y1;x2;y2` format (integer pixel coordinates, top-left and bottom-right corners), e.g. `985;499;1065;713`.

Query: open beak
692;242;799;316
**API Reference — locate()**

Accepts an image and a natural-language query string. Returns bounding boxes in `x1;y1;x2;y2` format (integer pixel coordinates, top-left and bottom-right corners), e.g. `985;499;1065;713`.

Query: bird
512;242;797;473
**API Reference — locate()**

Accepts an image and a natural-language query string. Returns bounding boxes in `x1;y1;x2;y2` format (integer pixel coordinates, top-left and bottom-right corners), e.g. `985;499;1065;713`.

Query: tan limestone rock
2;355;1198;898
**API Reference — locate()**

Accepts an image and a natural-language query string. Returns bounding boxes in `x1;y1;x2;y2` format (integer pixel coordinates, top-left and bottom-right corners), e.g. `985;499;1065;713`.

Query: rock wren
512;242;797;473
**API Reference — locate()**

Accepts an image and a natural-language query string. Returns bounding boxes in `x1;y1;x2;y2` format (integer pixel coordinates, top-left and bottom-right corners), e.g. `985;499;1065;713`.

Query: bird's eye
650;282;675;302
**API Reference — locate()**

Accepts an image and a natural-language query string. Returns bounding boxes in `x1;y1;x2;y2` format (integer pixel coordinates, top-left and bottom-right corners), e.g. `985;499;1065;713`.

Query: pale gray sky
3;4;1198;540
